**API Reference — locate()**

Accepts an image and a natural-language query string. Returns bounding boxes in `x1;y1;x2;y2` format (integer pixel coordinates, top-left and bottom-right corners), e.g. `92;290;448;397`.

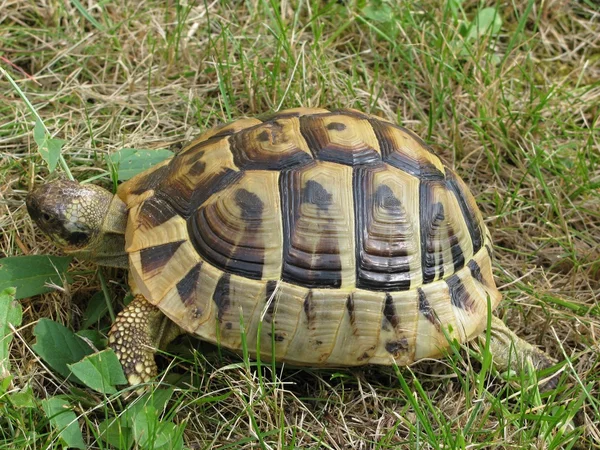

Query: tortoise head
26;180;114;252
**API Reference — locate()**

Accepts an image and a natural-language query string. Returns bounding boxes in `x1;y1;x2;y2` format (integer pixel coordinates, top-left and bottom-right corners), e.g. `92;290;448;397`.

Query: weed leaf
465;7;502;42
76;329;106;350
32;318;94;382
133;405;184;450
124;388;175;424
109;148;173;181
82;291;110;329
41;396;86;449
362;3;393;24
98;388;175;449
68;349;127;394
0;287;22;379
8;385;36;409
0;255;72;300
34;118;65;172
98;418;134;449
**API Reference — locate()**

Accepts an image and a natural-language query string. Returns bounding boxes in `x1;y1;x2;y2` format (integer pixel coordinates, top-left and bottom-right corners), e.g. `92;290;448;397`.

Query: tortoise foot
108;295;161;385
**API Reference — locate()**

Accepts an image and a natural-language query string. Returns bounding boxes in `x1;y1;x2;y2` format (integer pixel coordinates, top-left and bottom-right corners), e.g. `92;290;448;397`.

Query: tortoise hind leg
482;315;560;391
109;294;183;385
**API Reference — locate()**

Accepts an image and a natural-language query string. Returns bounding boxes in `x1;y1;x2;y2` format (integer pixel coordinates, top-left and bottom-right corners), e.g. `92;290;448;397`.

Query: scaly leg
108;295;183;385
481;316;559;391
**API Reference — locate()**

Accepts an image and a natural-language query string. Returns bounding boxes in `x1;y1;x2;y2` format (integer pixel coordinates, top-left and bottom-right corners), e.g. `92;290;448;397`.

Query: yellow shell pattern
118;107;501;366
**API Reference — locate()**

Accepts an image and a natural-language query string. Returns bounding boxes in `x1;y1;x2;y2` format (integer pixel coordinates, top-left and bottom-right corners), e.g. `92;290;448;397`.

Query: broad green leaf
157;423;184;450
109;148;173;181
0;255;72;300
132;405;159;448
76;329;106;350
68;349;127;394
361;1;399;41
9;386;36;409
98;388;175;449
33;118;45;144
124;388;174;423
0;375;10;394
0;287;21;379
362;3;393;23
34;118;65;172
32;318;94;382
82;291;109;329
132;406;184;450
46;138;66;171
98;418;134;450
465;7;502;42
41;396;86;449
158;422;185;450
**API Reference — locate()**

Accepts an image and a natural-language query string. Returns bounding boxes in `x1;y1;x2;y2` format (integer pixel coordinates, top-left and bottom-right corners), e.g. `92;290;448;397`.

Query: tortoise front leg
108;295;183;385
482;315;559;391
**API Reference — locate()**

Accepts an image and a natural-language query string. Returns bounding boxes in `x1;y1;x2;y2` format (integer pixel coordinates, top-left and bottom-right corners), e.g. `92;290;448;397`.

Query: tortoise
26;107;557;387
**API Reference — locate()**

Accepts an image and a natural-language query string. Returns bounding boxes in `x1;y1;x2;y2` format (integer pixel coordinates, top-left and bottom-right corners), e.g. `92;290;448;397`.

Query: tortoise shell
118;107;501;366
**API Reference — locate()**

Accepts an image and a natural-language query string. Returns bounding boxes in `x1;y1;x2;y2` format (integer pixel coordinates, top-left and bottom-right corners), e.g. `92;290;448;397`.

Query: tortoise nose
25;191;40;220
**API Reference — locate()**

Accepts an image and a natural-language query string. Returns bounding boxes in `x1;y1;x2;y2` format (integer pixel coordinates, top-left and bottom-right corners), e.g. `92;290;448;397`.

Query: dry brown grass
1;0;599;448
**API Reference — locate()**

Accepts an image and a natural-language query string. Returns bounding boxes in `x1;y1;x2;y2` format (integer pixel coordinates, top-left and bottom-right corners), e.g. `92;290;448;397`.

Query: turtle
26;107;558;387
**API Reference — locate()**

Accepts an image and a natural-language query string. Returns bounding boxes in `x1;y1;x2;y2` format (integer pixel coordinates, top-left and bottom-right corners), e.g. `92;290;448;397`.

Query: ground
0;1;599;449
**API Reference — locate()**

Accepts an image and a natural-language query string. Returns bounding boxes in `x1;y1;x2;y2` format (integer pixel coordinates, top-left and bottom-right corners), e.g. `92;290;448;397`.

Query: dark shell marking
445;168;483;254
383;293;400;330
448;224;465;273
467;260;485;286
138;196;177;229
188;185;267;280
446;274;476;312
140;240;185;275
385;338;409;357
229;119;313;170
176;262;203;305
299;114;381;166
129;165;170;196
418;288;440;331
212;273;231;322
345;294;357;328
303;290;316;327
419;183;446;285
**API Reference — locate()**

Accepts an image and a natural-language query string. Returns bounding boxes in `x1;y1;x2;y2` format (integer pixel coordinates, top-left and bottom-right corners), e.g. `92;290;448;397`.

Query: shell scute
353;164;421;291
419;178;474;286
369;119;445;180
183;117;264;149
229;117;313;170
279;161;355;289
188;170;283;281
299;113;381;166
158;138;240;217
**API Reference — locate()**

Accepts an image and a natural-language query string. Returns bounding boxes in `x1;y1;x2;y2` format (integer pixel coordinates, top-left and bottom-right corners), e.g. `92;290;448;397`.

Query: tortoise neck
71;195;129;268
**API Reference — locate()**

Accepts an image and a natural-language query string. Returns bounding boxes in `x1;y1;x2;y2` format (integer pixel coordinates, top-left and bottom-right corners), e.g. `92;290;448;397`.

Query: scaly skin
480;316;559;391
108;295;182;385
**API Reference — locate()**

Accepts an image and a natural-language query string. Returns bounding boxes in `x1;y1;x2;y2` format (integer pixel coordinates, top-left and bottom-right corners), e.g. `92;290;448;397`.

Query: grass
1;0;599;448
